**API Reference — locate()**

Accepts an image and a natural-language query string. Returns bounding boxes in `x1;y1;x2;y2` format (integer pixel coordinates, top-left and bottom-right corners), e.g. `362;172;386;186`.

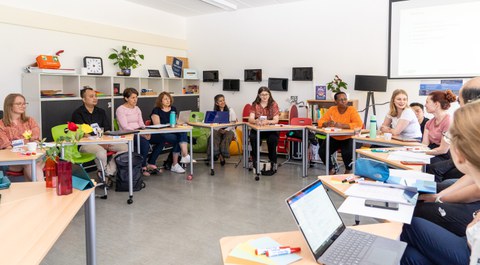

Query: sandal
142;167;151;177
147;164;158;170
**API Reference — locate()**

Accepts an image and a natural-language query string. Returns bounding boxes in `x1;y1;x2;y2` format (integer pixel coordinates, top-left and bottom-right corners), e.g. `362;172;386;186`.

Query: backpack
115;152;146;192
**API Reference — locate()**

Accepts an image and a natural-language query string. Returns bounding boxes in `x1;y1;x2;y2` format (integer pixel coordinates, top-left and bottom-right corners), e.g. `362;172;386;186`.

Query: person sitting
317;92;363;175
0;93;44;181
400;100;480;265
380;89;422;140
71;87;128;183
422;90;457;165
206;94;238;166
150;92;192;174
115;88;162;176
409;102;429;137
248;87;280;174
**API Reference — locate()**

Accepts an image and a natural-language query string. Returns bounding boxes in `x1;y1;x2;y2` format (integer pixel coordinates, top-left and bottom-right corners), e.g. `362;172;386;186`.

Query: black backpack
115;152;146;192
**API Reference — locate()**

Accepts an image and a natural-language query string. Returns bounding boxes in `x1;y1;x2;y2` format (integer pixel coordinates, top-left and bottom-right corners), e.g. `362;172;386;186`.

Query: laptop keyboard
322;229;375;265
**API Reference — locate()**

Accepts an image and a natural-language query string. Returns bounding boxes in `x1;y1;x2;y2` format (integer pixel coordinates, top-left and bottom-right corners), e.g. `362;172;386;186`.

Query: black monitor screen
354;75;388;92
203;70;219;82
292;67;313;81
268;78;288;91
223;79;240;91
244;69;262;82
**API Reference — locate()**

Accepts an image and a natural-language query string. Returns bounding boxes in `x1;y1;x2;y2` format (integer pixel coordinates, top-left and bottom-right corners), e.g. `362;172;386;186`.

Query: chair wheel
100;195;107;200
127;198;133;204
255;176;260;181
210;169;215;175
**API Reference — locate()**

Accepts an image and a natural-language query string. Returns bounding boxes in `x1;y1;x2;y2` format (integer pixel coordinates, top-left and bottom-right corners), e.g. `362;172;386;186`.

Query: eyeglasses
13;102;29;106
259;93;269;97
442;131;452;145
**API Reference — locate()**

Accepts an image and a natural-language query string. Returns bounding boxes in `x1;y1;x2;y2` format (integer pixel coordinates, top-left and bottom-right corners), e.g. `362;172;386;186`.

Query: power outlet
290;96;298;103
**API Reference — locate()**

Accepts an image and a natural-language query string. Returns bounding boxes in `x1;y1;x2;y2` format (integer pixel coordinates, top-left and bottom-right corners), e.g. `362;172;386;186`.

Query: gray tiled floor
41;154;377;265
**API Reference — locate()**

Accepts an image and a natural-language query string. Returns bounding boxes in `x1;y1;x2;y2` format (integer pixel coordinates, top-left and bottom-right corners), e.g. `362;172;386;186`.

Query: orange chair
242;103;251;122
281;117;312;165
289;104;299;121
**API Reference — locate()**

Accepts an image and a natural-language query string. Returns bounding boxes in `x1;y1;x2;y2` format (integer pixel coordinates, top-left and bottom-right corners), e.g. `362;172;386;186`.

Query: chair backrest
51;124;82;158
242;104;251;121
189;112;205;122
113;119;119;131
289;104;299;122
145;119;152;126
290;117;312;126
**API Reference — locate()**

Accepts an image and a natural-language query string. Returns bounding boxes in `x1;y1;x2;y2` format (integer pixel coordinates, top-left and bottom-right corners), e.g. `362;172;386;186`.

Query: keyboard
321;229;376;265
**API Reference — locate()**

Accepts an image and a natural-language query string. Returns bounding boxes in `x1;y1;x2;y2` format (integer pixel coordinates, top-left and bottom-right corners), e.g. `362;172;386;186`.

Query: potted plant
326;75;348;94
108;46;145;76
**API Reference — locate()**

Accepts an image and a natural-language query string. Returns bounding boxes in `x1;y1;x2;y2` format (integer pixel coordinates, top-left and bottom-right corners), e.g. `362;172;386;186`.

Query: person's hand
468;210;480;229
419;194;437;202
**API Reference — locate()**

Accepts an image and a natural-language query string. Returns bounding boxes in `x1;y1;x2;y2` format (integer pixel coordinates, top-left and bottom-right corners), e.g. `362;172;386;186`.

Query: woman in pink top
115;88;154;176
0;93;44;181
423;90;457;165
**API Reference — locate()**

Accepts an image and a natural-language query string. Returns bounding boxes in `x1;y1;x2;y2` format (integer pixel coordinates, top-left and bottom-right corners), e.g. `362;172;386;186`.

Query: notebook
204;111;230;124
285;180;406;265
177;110;191;125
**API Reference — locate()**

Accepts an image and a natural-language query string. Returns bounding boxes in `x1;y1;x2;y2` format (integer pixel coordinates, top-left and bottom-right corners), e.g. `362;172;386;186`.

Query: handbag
354;158;390;182
0;171;11;190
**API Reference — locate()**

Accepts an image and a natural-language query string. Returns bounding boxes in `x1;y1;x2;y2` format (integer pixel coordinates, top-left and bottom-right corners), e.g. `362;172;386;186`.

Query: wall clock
83;56;103;75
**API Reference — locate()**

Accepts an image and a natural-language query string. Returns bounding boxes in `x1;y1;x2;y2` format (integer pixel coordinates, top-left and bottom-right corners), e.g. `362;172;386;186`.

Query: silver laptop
177;110;191;125
285;180;406;265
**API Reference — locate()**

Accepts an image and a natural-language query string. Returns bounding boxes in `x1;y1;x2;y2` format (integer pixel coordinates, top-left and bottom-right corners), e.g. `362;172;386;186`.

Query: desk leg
31;159;37;181
255;130;260;181
303;128;307;177
136;134;141;154
210;127;214;176
352;138;357;172
85;191;97;265
127;140;133;204
243;124;248;168
326;135;330;175
190;130;194;175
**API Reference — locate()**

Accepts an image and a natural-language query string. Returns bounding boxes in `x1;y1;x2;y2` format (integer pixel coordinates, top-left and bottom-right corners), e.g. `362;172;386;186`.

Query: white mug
27;142;37;151
384;133;392;141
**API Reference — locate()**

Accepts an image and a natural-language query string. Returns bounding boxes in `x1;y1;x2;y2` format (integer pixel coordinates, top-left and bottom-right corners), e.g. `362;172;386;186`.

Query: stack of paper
387;169;436;194
225;237;301;265
387;151;434;164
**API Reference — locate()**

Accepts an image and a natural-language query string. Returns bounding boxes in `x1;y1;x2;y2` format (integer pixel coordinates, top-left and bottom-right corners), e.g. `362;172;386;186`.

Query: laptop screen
286;180;346;259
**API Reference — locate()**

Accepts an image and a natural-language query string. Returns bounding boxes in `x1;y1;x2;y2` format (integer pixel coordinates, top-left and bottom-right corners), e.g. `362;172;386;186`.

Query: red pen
266;247;301;257
255;246;290;255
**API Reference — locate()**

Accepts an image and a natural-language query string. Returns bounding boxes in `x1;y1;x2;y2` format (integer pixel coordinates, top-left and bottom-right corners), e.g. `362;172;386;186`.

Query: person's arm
426;136;450;156
389;119;409;135
151;114;160;125
380;116;392;132
115;107;130;130
341;108;363;129
136;107;145;128
267;102;280;125
422;128;430;146
440;184;480;203
318;108;334;127
0;124;11;149
268;114;279;125
29;118;41;142
420;174;473;202
248;104;257;124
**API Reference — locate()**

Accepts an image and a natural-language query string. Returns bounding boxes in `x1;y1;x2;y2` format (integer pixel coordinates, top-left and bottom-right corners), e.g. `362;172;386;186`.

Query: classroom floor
41;153;378;265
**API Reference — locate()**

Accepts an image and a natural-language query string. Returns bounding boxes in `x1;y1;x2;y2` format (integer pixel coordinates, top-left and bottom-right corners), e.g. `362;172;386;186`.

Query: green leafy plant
326;75;348;93
108;46;145;70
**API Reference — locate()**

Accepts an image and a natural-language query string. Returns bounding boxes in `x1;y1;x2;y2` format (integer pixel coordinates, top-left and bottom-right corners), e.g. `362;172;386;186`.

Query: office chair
281;117;312;166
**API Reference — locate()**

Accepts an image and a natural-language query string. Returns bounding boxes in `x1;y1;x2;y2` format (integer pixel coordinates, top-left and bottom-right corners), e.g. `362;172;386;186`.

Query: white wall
186;0;460;124
0;1;187;110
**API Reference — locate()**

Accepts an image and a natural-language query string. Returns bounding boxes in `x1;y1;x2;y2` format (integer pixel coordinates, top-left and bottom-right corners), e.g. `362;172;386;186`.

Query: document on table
387;169;436;194
387;151;433;164
345;182;417;205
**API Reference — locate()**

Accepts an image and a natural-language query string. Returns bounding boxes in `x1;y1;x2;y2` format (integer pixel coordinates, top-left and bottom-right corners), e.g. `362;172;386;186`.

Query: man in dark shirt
410;102;429;137
71;87;127;179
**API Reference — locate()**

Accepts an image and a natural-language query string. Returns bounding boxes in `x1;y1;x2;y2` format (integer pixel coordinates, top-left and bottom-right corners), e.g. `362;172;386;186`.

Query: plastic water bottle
369;115;377;139
170;111;176;127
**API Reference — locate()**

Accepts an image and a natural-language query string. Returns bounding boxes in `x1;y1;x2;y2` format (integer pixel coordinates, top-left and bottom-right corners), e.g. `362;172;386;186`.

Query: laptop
204;111;230;124
177;110;191;125
285;180;406;265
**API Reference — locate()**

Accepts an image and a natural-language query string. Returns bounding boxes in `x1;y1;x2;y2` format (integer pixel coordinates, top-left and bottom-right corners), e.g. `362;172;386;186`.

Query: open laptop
285;180;406;265
177;110;191;125
204;111;230;124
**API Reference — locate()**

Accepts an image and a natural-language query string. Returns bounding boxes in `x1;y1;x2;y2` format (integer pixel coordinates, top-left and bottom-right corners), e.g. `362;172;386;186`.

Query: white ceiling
125;0;307;17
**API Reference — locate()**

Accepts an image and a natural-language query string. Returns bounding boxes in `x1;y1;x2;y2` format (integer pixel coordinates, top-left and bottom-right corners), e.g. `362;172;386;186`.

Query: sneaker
171;163;186;174
180;154;196;163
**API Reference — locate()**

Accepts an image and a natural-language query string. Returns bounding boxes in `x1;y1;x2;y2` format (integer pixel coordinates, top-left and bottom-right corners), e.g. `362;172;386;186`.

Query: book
315;85;326;100
172;57;183;78
164;64;175;78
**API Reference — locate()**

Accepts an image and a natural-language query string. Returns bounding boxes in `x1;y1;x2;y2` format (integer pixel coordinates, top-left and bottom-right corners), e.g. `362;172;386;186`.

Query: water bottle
369;115;377;139
170;111;176;127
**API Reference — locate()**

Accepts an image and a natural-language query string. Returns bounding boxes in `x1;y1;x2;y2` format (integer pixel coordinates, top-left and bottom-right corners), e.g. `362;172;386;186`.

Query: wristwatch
435;196;443;203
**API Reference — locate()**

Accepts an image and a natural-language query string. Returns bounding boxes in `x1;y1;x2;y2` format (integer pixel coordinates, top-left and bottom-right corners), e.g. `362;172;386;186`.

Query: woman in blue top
150;92;192;173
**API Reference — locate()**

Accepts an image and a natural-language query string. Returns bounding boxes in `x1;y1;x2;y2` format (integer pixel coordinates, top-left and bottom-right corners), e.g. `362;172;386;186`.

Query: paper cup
384;133;392;141
27;142;37;151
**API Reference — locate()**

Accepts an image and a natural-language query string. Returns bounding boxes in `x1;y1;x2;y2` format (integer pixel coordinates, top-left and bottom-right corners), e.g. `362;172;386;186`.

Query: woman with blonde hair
401;100;480;264
0;93;44;181
380;89;422;140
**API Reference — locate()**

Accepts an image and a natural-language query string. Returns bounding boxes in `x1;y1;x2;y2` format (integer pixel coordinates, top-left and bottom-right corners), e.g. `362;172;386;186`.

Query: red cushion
6;170;24;176
286;137;302;142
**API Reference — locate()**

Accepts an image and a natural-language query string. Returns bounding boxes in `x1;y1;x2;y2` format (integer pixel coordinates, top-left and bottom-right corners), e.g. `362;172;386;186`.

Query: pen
349;177;365;184
342;176;354;183
255;246;290;255
266;247;301;257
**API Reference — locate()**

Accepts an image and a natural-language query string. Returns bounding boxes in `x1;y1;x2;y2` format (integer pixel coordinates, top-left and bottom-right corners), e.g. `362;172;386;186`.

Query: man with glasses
317;92;363;175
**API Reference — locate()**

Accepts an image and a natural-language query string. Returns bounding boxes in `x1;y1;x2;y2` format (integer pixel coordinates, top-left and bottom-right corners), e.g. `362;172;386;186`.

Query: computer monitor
354;75;388;92
268;78;288;91
244;69;262;82
203;70;219;82
292;67;313;81
223;79;240;91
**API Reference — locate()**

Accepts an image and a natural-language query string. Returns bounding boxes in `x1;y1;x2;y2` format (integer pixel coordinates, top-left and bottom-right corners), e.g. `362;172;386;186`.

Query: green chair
51;124;108;199
189;112;210;153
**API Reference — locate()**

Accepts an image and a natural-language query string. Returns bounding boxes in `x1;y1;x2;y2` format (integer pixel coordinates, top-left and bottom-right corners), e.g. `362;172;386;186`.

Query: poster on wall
419;80;463;96
315;85;326;100
172;57;183;78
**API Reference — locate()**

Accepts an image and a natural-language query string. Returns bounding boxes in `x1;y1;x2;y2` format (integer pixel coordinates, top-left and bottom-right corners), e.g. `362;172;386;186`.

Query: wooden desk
0;149;45;181
188;121;244;176
220;223;403;265
307;126;359;176
0;182;96;265
356;148;423;171
352;135;423;172
78;135;134;204
244;123;307;180
136;125;194;176
318;174;358;198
